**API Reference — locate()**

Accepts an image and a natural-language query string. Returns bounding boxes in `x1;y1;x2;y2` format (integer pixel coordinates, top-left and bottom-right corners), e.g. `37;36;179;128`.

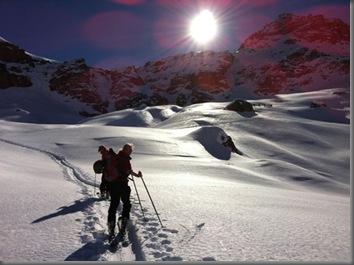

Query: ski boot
107;221;116;242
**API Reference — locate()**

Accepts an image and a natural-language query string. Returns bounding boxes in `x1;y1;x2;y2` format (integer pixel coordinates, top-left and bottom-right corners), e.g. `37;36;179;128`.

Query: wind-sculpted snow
80;105;182;127
0;87;350;261
190;126;233;160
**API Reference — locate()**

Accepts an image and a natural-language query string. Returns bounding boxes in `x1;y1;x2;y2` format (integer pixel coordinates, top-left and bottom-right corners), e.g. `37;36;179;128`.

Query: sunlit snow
0;87;350;262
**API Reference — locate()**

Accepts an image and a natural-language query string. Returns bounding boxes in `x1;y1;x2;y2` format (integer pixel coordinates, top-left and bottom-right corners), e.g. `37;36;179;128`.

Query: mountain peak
241;13;349;55
0;13;349;117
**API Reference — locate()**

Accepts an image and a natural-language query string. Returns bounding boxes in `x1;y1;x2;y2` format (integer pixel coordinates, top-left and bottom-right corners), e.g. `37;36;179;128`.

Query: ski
108;232;116;245
109;217;130;248
120;229;129;248
109;233;120;247
118;216;130;248
109;228;129;247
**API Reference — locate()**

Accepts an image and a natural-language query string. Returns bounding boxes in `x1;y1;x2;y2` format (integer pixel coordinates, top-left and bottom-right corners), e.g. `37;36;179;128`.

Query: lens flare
189;10;217;43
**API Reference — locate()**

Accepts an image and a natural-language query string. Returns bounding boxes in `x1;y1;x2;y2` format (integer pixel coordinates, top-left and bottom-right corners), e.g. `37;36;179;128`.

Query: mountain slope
0;14;349;121
234;13;349;95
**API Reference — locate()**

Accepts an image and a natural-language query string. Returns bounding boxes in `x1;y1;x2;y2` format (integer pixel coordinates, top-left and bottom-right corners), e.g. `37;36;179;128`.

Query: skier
107;143;142;238
98;145;110;199
222;135;238;153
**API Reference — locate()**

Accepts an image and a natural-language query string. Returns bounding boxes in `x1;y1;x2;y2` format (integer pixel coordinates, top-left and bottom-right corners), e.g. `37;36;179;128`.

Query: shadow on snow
65;239;107;261
31;197;99;224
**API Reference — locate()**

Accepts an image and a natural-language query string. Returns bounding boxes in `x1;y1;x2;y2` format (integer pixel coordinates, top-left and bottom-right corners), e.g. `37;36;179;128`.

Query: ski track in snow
0;137;197;261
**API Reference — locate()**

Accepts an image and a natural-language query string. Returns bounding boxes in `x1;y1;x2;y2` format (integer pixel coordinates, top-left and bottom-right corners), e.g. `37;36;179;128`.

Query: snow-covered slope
0;87;350;262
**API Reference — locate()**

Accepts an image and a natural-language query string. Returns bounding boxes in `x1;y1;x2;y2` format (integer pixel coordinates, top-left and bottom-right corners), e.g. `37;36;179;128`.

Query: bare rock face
0;40;33;63
0;63;32;89
0;40;33;89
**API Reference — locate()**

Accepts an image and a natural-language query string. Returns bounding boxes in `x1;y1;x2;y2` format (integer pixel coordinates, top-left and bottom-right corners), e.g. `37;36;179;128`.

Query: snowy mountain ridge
0;13;350;121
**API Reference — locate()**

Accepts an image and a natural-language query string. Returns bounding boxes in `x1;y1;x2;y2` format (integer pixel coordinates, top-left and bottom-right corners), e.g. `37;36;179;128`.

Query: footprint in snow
196;222;205;229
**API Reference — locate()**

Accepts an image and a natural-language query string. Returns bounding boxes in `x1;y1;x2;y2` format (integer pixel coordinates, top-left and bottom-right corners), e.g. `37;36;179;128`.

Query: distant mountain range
0;13;349;117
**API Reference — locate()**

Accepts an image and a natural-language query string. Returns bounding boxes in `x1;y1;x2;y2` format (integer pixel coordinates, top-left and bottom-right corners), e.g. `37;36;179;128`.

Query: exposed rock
310;101;327;108
0;63;32;89
0;39;33;63
225;99;254;112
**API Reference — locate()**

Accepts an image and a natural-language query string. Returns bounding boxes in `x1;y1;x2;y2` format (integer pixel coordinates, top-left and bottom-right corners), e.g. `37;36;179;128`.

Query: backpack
93;160;105;174
104;153;122;182
94;148;124;182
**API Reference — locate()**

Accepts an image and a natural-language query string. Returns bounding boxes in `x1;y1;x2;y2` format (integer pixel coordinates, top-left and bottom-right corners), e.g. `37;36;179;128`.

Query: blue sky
0;0;350;69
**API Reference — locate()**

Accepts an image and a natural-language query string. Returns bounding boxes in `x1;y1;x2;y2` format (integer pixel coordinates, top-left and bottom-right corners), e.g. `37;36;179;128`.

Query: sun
189;10;217;44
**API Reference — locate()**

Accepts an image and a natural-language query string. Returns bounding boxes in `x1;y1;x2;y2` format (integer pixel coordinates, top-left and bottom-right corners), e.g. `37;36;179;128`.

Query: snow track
0;137;190;261
0;138;94;188
0;137;143;261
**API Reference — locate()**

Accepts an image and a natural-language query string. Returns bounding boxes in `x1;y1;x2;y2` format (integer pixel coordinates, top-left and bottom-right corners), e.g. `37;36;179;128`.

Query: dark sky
0;0;350;69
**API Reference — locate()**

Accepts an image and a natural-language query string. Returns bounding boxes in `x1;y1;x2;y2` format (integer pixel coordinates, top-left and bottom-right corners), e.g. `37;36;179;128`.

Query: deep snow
0;87;351;262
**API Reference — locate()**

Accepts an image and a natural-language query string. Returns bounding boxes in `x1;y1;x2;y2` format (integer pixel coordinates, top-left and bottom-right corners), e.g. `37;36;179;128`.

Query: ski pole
141;177;163;227
94;173;97;196
132;176;147;221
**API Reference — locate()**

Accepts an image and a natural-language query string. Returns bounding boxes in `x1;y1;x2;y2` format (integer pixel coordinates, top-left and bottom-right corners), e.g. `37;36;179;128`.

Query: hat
98;145;106;152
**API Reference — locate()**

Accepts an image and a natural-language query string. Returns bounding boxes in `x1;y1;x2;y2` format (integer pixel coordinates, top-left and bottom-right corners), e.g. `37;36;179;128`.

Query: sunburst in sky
189;10;217;44
0;0;349;69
